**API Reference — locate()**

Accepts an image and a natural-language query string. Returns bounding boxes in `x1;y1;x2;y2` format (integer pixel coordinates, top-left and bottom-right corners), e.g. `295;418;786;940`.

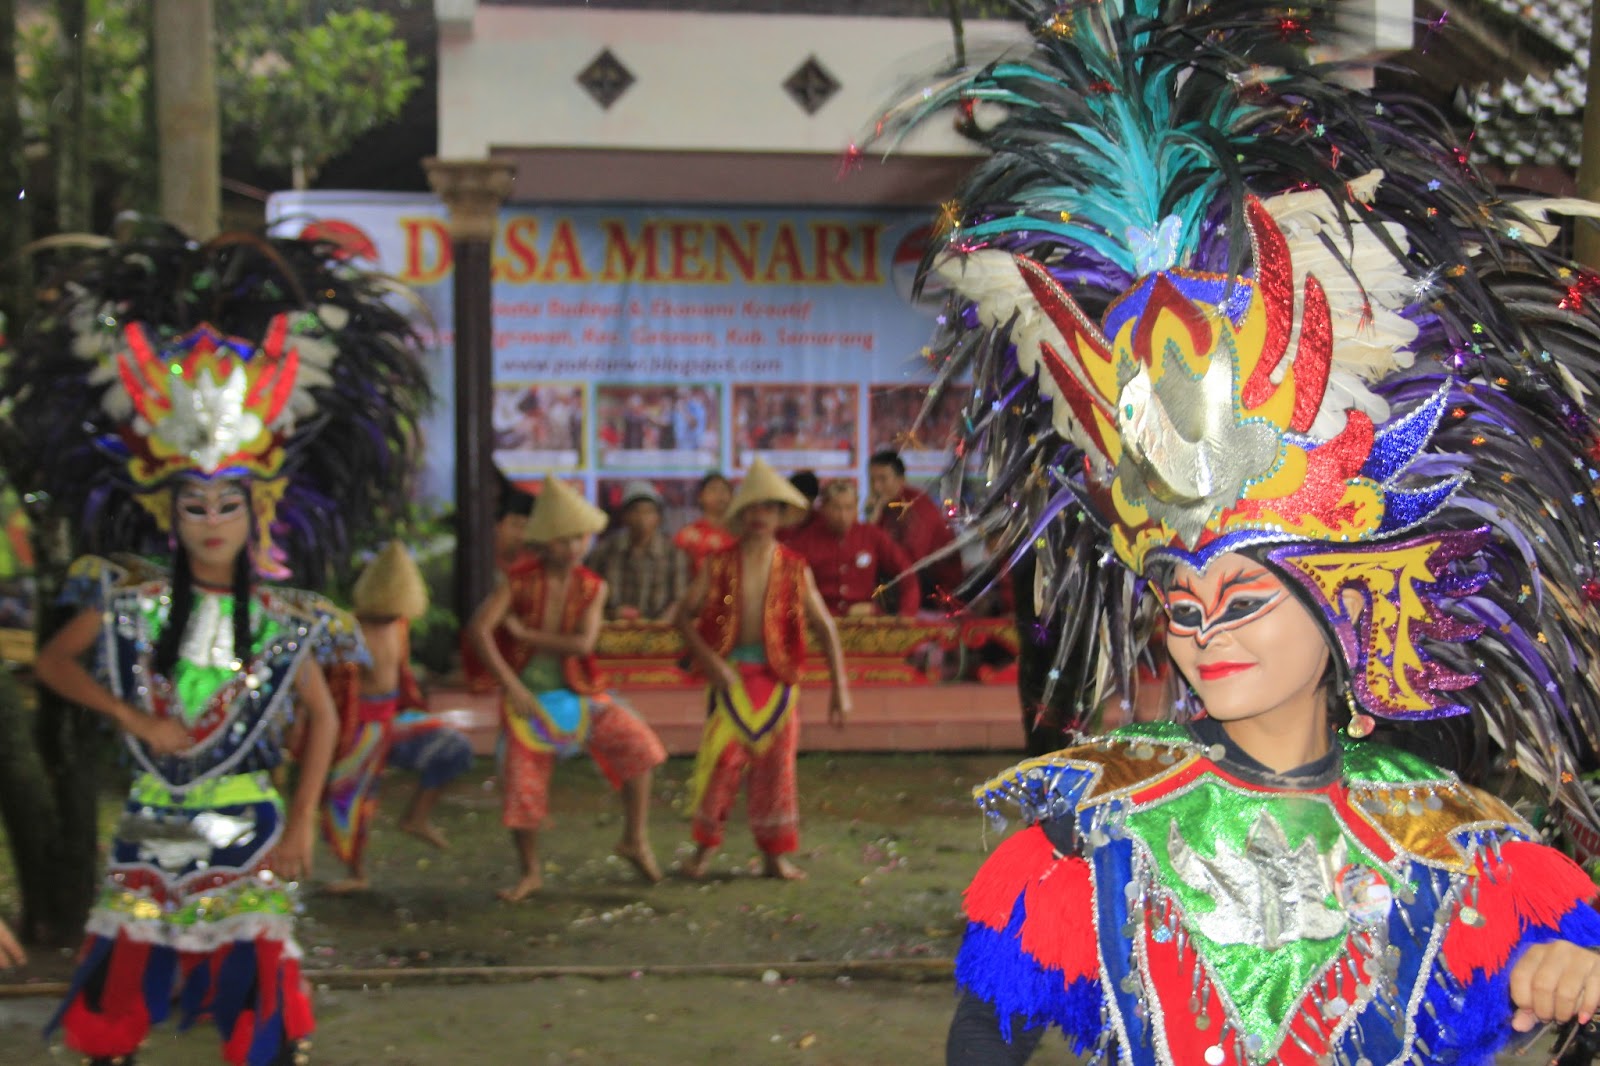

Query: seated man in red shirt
867;450;963;609
787;479;918;617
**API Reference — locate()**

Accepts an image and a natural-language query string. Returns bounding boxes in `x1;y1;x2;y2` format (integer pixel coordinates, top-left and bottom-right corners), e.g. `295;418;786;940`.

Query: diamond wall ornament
784;56;840;115
577;48;635;110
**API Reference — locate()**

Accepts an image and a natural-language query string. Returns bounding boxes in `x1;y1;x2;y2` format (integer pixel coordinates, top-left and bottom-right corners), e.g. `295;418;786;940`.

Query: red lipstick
1197;662;1252;681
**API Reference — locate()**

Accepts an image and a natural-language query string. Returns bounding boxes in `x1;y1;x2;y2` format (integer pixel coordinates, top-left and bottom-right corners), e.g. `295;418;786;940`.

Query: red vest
504;556;607;695
695;544;809;684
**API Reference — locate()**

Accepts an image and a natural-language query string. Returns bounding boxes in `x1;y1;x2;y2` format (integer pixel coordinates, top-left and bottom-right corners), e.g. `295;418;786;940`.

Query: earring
1345;689;1375;739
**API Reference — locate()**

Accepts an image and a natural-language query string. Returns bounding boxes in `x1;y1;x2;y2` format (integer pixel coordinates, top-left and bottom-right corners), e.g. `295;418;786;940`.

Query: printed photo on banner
492;381;585;475
595;384;722;471
595;477;701;533
732;383;859;471
507;474;589;499
868;384;963;474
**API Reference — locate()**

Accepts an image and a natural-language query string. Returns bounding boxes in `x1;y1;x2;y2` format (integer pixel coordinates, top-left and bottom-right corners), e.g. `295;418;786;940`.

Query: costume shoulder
954;727;1173;1045
505;553;543;578
573;565;605;600
1341;738;1535;871
61;553;165;611
262;586;368;667
972;721;1202;826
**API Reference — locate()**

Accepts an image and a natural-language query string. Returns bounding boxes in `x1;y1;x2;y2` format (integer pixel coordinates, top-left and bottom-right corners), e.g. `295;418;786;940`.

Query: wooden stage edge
429;682;1027;757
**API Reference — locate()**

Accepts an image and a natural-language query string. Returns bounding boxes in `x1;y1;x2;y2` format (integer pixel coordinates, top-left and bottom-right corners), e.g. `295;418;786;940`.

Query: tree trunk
152;0;219;238
0;0;33;327
944;0;968;70
54;0;91;232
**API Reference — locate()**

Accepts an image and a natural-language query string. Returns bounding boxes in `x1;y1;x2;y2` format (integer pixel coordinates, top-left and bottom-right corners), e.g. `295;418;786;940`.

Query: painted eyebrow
1166;567;1274;617
1213;568;1273;600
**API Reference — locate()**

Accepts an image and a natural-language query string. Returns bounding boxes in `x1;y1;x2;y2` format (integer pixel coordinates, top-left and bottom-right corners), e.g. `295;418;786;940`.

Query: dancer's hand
710;658;740;694
1510;940;1600;1031
507;681;542;719
0;919;25;969
502;615;536;644
270;817;315;882
126;711;190;755
829;686;851;728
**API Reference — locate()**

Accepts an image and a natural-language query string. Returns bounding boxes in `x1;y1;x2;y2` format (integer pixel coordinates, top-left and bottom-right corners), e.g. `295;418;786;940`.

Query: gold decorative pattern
1348;782;1526;870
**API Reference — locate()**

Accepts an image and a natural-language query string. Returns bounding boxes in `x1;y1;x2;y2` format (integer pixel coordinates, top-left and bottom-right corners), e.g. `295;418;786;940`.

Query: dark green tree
217;3;420;190
17;0;420;214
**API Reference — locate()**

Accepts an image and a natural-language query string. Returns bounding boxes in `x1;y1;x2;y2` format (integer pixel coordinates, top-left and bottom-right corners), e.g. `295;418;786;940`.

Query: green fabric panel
520;654;565;692
129;771;280;809
141;593;288;724
1125;779;1392;1056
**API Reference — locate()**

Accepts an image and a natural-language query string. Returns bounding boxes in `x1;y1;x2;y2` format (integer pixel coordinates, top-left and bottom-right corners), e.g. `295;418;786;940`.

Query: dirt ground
0;751;1565;1065
0;751;1050;1064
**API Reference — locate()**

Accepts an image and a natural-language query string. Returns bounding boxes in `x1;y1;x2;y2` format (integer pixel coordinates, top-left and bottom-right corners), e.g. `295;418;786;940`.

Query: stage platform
426;681;1025;757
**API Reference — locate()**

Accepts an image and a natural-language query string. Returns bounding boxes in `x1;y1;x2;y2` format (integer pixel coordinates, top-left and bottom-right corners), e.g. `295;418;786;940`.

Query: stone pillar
424;158;515;629
152;0;219;239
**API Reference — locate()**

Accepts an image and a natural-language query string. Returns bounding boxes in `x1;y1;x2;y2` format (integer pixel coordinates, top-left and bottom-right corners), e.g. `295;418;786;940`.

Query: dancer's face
542;533;593;569
175;479;251;577
739;502;782;536
1158;552;1330;728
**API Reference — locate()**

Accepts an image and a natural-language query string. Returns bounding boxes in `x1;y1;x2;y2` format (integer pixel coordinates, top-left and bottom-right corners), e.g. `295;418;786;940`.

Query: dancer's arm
274;658;337;880
801;566;851;728
672;565;737;692
0;918;24;969
35;607;188;754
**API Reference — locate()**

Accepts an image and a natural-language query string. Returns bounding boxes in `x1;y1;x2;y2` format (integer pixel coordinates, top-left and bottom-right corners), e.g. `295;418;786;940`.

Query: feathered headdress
0;224;431;584
864;0;1600;836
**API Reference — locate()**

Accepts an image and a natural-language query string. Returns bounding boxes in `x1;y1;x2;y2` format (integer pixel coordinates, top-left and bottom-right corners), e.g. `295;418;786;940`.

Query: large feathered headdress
0;224;431;584
865;0;1600;836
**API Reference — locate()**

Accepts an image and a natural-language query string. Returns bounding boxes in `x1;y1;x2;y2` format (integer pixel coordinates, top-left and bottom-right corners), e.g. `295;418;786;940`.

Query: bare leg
498;829;543;901
613;771;661;883
399;785;451;850
761;853;807;881
681;842;717;879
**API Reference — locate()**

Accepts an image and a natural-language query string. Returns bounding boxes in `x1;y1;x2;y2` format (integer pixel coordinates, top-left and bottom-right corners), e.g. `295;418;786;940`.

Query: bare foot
400;820;451;851
615;841;663;884
497;872;543;902
762;855;807;881
323;877;370;894
680;845;717;880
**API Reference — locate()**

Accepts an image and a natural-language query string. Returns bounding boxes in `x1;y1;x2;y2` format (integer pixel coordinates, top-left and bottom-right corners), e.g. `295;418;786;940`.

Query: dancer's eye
1164;602;1204;631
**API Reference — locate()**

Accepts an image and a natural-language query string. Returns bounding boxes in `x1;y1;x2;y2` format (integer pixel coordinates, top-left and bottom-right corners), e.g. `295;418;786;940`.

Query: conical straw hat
525;476;608;543
351;540;429;620
728;458;809;519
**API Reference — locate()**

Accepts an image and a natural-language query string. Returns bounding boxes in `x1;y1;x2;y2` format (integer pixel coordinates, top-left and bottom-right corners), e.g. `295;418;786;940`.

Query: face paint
175;480;252;578
1160;551;1332;735
1159;567;1288;647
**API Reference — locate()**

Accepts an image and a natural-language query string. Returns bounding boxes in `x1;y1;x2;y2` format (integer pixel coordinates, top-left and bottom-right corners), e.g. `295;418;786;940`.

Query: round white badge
1336;863;1393;927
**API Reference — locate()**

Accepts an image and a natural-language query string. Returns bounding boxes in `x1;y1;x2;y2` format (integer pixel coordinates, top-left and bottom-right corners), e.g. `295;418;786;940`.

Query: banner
266;193;946;510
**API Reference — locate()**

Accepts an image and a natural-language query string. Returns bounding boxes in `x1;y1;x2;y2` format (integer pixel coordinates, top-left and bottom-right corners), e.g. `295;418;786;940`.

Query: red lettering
400;217;452;285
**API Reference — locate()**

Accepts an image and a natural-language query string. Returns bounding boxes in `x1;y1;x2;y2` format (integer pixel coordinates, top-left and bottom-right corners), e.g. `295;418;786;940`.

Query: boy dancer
322;541;474;892
676;459;851;881
469;477;666;901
